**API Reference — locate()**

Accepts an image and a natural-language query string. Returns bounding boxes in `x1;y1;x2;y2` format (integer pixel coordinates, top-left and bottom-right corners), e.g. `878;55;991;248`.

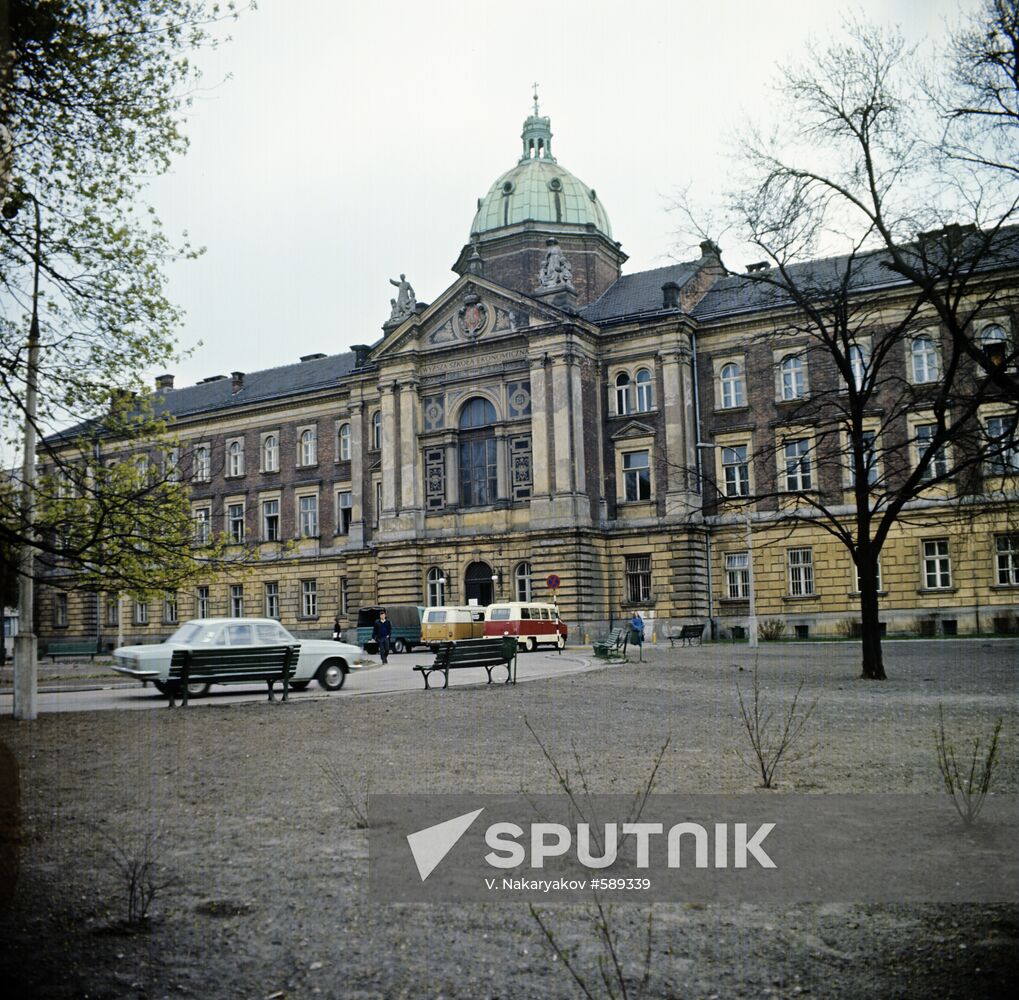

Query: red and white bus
484;602;568;651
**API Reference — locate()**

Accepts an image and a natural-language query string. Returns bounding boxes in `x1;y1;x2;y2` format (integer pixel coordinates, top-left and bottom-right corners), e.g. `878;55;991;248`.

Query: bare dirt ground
0;639;1017;999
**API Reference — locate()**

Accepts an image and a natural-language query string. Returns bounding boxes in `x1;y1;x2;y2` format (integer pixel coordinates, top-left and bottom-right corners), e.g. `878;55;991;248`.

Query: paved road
0;647;603;714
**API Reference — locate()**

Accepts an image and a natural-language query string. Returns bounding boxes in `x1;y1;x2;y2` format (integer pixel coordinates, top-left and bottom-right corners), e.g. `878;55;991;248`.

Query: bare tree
678;19;1019;680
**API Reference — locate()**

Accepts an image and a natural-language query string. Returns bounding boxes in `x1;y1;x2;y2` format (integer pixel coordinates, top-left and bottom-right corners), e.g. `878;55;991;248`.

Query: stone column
551;355;572;493
399;380;421;512
569;359;587;492
660;336;698;517
495;427;509;500
380;382;397;515
529;359;551;498
444;433;458;507
348;403;365;546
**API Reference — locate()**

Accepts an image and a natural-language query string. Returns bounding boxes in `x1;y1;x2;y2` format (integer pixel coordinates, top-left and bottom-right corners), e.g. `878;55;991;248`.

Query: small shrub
735;664;817;788
757;619;786;641
834;618;856;638
320;760;370;829
934;705;1002;827
97;828;172;927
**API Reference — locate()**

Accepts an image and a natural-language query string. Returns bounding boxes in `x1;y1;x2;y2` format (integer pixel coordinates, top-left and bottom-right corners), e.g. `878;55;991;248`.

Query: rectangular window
336;491;352;534
854;559;883;593
302;579;318;618
459;438;498;507
230;584;244;617
374;480;382;527
264;581;280;619
996;535;1019;585
262;499;280;541
987;415;1019;474
299;495;319;537
725;552;750;599
623;450;652;501
54;592;68;627
784;439;812;491
923;539;952;589
788;548;815;596
339;576;349;616
164;447;180;483
511;435;533;500
194;507;211;546
227;503;245;543
196;586;210;619
915;424;949;481
848;431;878;487
625;554;652;603
163;591;178;624
106;595;119;626
134;600;149;625
722;445;749;497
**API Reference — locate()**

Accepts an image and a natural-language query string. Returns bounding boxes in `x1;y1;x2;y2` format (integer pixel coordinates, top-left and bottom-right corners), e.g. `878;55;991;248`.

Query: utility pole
13;192;41;719
745;512;758;649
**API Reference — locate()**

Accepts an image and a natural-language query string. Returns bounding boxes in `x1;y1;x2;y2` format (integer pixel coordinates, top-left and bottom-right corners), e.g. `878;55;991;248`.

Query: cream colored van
421;606;486;650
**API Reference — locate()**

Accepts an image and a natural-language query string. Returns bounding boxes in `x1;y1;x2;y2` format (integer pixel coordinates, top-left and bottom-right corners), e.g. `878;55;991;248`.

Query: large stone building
38;107;1019;646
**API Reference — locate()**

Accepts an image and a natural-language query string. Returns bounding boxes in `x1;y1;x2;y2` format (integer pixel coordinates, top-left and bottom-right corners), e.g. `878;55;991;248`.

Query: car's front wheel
317;659;347;691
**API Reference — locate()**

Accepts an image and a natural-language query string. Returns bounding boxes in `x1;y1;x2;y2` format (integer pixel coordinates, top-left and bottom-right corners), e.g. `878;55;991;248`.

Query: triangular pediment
610;420;657;441
368;275;581;361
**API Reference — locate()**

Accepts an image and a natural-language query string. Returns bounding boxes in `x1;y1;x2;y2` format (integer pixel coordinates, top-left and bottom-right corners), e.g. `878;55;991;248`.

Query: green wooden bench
412;636;518;690
668;623;706;647
592;627;628;660
45;640;99;662
167;644;300;707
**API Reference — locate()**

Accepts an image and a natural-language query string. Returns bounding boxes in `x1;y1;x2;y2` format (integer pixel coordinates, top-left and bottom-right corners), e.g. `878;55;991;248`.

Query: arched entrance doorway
464;561;495;607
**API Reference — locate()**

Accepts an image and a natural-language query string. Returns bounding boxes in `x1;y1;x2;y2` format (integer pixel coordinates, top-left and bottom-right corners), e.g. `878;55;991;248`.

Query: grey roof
581;261;702;322
693;226;1019;322
46;351;358;444
155;351;357;420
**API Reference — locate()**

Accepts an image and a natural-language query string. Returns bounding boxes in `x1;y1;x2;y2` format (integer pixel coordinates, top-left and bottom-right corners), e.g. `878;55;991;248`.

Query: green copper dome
470;112;612;239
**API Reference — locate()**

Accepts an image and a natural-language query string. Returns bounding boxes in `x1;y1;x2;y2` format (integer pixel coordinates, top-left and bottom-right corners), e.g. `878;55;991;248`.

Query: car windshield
166;623;209;644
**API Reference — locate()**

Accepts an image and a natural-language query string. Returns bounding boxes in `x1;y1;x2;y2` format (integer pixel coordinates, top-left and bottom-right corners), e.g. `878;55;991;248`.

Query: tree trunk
857;552;886;680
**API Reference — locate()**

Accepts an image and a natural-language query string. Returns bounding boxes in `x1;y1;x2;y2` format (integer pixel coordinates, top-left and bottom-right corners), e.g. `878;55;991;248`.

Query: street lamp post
12;191;42;720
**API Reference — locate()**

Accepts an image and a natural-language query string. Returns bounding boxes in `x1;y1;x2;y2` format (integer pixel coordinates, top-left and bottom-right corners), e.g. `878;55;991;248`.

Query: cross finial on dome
532;81;540;117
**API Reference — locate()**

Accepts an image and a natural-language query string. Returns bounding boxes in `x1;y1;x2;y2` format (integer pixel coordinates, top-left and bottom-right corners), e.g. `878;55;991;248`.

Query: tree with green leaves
0;1;251;716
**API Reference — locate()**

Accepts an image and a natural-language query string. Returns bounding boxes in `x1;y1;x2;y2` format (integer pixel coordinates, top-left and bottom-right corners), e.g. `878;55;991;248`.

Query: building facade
38;109;1019;646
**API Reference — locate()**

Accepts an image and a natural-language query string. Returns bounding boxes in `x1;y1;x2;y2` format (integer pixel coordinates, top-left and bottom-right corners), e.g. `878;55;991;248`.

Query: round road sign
546;574;561;590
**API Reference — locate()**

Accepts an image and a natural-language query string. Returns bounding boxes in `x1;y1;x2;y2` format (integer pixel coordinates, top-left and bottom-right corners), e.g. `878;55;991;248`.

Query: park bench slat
669;623;706;647
45;641;99;661
412;637;518;690
166;644;300;707
592;627;628;660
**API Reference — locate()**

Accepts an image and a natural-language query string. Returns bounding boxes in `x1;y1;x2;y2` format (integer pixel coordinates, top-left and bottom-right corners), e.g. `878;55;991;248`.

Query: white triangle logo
406;808;485;881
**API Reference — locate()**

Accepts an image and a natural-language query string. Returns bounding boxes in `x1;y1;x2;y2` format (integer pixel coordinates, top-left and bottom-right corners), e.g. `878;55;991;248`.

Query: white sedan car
112;618;361;697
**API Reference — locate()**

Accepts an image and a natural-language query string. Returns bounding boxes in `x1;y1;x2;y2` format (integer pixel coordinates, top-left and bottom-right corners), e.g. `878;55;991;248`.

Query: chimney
300;352;327;362
746;261;771;273
155;373;174;391
699;239;722;260
231;371;245;393
352;344;371;368
662;281;680;309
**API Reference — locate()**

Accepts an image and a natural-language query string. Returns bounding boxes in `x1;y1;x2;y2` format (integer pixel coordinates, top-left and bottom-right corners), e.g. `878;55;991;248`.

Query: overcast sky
146;0;975;390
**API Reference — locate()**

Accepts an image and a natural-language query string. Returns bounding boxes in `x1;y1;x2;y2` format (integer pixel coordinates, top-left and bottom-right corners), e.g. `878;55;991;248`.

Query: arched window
515;562;532;603
614;372;631;415
459;397;498;507
262;434;279;472
337;423;351;461
300;428;317;466
227;440;243;477
911;336;939;383
371;411;382;450
427;567;446;607
980;324;1008;346
780;356;805;400
848;345;868;391
720;363;745;408
634;368;654;412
